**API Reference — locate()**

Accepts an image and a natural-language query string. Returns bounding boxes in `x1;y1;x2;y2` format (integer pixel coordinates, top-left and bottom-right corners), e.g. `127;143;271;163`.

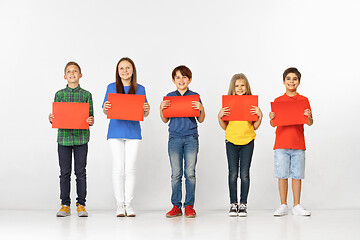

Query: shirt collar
66;84;81;92
176;89;190;96
284;92;299;100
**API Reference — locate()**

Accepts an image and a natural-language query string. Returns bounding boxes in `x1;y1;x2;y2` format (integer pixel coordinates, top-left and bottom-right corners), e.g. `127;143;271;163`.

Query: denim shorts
274;149;305;179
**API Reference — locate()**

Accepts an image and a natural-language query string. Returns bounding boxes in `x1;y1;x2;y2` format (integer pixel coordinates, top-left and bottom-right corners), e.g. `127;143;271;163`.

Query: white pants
108;139;140;207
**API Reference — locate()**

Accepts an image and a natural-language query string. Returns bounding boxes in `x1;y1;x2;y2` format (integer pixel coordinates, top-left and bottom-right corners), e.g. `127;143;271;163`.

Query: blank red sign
52;102;89;129
271;99;310;126
222;95;258;121
107;93;145;121
163;95;200;118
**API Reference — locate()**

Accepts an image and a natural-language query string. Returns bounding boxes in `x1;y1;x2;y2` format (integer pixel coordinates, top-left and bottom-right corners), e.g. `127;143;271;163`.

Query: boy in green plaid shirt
49;61;94;217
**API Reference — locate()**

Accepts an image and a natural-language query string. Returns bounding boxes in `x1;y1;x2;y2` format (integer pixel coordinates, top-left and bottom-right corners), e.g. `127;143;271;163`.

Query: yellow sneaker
76;203;88;217
56;205;70;217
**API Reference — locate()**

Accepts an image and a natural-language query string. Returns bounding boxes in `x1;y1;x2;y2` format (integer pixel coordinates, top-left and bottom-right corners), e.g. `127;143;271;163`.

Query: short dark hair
64;61;81;74
283;67;301;81
172;65;192;80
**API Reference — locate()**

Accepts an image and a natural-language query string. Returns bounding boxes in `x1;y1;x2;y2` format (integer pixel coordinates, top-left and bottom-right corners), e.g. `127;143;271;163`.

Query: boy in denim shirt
160;65;205;218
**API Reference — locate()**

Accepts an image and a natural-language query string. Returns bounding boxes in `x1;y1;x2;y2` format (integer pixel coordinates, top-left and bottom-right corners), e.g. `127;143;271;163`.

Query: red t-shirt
273;93;311;150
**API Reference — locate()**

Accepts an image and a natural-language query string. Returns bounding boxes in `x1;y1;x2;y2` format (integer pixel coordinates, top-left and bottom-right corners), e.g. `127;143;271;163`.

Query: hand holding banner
107;93;145;121
163;95;201;118
52;102;89;129
271;99;310;126
222;95;258;121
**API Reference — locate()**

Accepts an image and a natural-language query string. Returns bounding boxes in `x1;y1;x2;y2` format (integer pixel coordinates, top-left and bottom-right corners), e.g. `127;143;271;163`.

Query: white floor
0;209;359;240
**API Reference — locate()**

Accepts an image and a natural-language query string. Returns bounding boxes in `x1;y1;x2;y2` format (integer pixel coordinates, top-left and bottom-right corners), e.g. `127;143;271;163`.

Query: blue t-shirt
103;82;147;140
166;89;201;137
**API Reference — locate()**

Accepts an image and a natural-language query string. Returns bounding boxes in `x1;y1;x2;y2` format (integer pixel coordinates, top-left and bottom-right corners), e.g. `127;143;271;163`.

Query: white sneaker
292;204;311;216
116;204;126;217
274;204;288;216
125;204;136;217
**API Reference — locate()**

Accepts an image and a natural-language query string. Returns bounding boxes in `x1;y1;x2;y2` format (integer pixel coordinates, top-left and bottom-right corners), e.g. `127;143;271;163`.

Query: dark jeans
58;143;88;206
226;140;254;204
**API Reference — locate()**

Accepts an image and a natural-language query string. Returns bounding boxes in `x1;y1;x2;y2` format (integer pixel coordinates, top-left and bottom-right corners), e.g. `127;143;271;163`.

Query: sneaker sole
166;213;182;218
238;213;247;217
229;213;237;217
126;214;136;217
78;213;88;217
185;214;196;218
56;213;70;217
116;214;126;217
292;212;311;216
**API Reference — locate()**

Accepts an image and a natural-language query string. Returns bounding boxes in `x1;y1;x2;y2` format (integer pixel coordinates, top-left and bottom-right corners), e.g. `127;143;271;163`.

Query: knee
240;172;250;182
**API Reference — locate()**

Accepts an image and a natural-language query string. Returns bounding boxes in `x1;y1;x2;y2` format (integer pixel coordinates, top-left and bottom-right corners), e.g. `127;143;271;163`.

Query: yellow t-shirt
225;121;256;145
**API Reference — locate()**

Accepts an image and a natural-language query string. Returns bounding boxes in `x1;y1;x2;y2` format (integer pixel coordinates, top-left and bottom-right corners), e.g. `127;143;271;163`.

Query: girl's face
234;79;247;95
118;60;133;81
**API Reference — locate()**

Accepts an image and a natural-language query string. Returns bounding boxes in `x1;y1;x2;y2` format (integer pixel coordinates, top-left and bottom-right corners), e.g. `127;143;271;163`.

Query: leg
58;144;73;206
274;149;291;205
225;141;240;204
239;140;254;204
278;179;288;205
292;179;301;206
168;137;184;209
73;143;88;206
290;149;305;206
184;135;199;208
109;139;126;207
123;139;140;205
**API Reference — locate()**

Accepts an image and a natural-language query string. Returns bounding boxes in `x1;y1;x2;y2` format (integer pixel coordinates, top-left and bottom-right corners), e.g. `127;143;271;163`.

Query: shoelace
60;205;69;212
77;204;86;212
239;204;247;210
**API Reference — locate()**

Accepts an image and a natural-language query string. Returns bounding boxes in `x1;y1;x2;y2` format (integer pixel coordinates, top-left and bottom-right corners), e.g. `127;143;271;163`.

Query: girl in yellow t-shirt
218;73;263;217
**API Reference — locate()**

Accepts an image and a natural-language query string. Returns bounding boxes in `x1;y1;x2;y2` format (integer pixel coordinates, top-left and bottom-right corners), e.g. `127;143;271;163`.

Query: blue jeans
168;135;199;208
58;143;88;206
226;140;254;204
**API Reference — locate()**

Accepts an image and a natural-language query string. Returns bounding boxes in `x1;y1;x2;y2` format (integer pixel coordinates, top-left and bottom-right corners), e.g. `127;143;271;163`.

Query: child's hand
191;101;204;112
304;109;312;117
103;101;111;114
218;107;230;119
250;106;263;118
144;103;150;113
160;100;170;110
87;116;94;126
269;112;275;120
49;113;54;123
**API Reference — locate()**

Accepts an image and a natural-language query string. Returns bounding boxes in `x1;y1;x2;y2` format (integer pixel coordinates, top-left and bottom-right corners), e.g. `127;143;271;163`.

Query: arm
217;107;230;130
144;102;150;117
250;106;263;130
269;112;275;127
304;109;313;126
192;101;205;123
160;100;170;123
87;93;94;126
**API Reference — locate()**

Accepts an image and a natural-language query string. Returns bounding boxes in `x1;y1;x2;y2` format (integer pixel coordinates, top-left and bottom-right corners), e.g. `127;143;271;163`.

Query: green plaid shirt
54;85;94;146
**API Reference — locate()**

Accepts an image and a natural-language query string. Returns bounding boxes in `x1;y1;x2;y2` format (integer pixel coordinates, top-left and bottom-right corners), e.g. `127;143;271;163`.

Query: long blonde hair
227;73;252;95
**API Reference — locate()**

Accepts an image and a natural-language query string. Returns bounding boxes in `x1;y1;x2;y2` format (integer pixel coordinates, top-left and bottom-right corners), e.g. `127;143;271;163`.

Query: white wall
0;0;359;210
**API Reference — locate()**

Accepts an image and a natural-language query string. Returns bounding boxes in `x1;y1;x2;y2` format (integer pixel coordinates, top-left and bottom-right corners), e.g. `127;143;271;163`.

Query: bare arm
144;102;150;118
250;106;263;130
269;112;275;127
103;101;111;115
304;109;313;126
218;107;230;130
160;100;170;123
192;101;205;123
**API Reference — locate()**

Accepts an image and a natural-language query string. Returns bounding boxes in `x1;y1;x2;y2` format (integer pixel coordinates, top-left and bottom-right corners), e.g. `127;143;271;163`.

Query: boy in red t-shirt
269;67;313;216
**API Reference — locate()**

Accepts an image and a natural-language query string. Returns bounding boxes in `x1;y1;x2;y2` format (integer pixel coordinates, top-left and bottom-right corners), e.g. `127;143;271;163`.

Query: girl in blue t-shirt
103;57;150;217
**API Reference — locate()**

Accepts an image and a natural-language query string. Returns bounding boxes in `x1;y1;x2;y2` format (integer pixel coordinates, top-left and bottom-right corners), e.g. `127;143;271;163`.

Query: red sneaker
166;205;182;218
185;205;196;218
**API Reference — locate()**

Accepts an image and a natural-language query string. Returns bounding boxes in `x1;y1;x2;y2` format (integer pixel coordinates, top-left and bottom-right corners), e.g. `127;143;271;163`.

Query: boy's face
234;79;247;95
283;73;300;92
64;65;82;84
118;60;133;81
173;71;191;91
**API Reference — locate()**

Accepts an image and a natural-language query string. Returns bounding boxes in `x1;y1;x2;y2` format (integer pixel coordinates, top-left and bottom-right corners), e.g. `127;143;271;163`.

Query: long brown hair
227;73;252;95
116;57;137;94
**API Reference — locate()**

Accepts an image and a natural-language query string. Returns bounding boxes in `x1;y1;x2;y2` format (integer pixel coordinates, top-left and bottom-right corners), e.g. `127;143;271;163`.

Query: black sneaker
238;203;247;217
229;203;238;217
